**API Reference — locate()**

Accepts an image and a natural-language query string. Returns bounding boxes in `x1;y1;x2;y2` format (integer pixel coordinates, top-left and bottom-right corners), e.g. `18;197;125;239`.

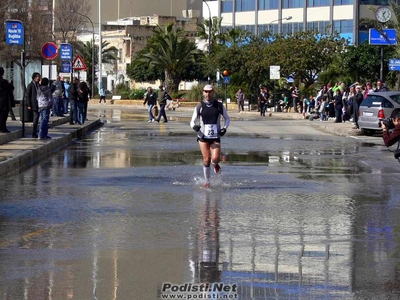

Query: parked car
358;92;400;135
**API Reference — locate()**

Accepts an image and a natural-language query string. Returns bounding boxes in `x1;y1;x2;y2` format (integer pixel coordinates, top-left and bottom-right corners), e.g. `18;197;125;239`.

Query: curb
0;119;103;177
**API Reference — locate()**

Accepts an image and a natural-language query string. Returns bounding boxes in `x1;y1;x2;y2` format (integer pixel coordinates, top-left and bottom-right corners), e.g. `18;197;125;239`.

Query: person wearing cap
190;84;230;188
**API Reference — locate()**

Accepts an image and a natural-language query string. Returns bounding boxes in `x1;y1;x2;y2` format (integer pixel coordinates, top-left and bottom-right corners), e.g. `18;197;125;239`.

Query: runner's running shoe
202;182;211;188
213;164;221;174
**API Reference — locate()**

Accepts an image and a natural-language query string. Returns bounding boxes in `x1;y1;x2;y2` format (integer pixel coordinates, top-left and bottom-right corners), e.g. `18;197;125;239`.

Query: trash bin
19;99;33;122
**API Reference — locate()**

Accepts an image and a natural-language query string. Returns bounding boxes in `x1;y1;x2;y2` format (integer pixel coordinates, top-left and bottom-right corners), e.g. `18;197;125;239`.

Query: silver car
358;92;400;135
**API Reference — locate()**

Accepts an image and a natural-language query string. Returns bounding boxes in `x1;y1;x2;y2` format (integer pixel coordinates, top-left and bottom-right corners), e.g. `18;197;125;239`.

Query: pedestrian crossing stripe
72;55;87;70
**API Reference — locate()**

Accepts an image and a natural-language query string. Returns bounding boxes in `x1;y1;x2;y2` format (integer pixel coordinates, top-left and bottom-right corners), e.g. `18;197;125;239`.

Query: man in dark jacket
375;79;389;92
26;72;41;138
0;67;10;133
155;85;169;123
69;77;79;124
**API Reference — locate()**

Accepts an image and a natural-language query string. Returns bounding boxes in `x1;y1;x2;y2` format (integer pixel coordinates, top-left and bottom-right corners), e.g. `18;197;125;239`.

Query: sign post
369;28;397;80
223;74;230;111
6;20;26;136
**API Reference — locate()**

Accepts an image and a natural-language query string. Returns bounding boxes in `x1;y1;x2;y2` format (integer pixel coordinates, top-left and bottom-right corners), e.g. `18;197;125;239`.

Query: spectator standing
364;82;374;99
76;81;89;125
291;85;299;113
0;67;10;133
8;79;16;121
143;86;157;122
63;80;70;114
258;86;268;116
52;76;65;117
26;72;41;138
99;87;106;104
235;87;245;113
375;79;389;92
155;85;169;123
353;85;364;129
334;89;343;123
37;77;53;140
69;77;79;125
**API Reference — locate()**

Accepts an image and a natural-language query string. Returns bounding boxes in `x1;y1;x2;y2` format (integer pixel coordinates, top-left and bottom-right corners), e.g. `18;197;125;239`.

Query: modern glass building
203;0;399;45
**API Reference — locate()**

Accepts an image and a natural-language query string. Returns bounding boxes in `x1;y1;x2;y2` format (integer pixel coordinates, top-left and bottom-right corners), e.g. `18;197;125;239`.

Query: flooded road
1;107;400;299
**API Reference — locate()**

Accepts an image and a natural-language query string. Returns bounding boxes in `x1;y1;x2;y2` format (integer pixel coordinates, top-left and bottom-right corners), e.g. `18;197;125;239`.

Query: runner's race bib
204;124;218;139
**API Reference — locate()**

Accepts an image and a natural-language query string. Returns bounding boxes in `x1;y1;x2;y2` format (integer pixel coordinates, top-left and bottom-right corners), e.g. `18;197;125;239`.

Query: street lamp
75;12;95;95
269;16;292;25
268;16;292;34
203;0;212;83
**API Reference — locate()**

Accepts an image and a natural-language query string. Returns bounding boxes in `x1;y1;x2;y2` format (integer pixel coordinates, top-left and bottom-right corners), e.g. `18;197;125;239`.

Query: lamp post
76;12;95;95
269;16;292;33
203;0;212;83
98;0;102;93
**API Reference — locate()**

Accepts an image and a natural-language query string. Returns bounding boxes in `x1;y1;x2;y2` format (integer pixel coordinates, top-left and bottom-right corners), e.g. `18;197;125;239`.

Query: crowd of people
271;80;389;129
25;73;91;139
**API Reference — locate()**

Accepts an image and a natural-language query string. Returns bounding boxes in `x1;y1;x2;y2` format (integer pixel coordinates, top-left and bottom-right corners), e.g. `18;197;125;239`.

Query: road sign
389;58;400;71
270;65;280;80
6;20;24;45
223;76;230;84
42;42;58;60
369;28;397;45
61;60;71;73
60;43;73;60
72;54;87;70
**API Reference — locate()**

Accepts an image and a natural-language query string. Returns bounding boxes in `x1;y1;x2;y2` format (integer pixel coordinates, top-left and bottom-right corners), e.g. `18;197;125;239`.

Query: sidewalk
0;115;102;177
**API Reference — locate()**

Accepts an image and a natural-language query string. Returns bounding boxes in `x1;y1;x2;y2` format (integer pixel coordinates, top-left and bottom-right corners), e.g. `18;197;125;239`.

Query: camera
379;118;395;130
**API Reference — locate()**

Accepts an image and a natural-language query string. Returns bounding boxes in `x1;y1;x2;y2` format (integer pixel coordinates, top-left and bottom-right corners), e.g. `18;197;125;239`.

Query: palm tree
197;17;223;53
137;23;201;92
73;40;118;92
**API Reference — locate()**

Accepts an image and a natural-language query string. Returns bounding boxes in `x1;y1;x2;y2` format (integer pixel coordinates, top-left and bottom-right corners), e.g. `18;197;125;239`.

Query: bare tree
53;0;91;43
0;0;52;92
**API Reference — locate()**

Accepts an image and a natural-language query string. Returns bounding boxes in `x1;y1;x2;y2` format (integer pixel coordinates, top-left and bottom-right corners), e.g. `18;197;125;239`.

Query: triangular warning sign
72;55;87;70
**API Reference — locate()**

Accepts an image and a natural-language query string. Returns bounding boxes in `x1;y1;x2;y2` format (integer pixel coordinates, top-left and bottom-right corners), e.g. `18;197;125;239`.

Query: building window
307;21;331;33
258;24;279;34
259;0;279;10
334;19;353;33
283;0;304;8
236;25;255;34
360;0;390;4
236;0;255;11
282;22;304;34
222;0;233;12
307;0;330;6
334;0;353;5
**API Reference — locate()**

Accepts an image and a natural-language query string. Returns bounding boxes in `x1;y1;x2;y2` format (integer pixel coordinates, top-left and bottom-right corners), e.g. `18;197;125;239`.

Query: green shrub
119;91;130;99
129;88;146;100
115;83;130;94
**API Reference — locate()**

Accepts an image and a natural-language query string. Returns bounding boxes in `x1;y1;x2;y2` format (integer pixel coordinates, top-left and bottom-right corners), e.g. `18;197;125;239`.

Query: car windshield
389;94;400;104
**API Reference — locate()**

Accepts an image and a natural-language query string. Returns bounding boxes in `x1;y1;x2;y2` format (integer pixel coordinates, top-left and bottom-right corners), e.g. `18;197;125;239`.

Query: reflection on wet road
1;107;400;299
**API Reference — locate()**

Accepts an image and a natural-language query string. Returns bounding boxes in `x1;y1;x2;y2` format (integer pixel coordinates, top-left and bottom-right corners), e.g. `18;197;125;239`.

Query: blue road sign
223;76;230;84
61;60;71;73
60;43;73;60
6;20;24;45
369;28;397;45
389;59;400;71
